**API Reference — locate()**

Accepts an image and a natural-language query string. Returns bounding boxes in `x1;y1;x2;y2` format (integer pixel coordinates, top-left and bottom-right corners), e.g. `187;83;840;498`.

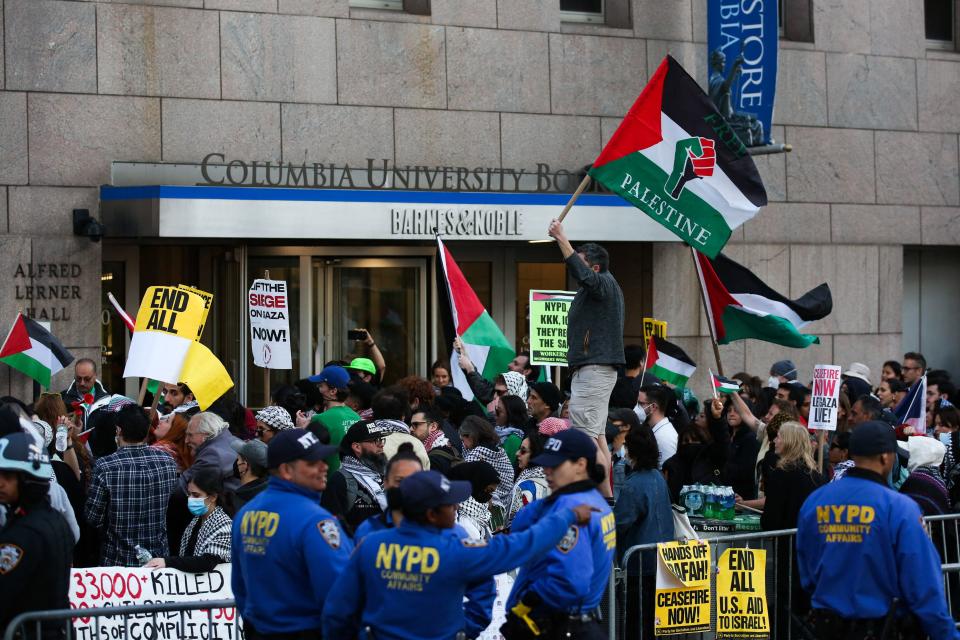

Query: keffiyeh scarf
340;456;388;510
508;466;547;526
464;445;515;509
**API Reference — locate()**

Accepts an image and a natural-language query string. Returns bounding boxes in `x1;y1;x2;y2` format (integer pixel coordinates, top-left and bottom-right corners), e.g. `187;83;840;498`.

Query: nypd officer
502;429;615;640
797;421;960;639
0;431;73;637
232;428;353;639
322;470;596;639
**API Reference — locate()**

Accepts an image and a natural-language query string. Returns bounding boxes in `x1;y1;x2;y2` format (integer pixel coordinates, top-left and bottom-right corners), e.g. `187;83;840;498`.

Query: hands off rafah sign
248;279;292;369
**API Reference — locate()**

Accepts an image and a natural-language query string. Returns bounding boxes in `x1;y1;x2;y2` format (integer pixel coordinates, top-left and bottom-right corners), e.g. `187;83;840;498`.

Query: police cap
848;420;898;457
399;470;471;512
267;428;338;468
532;429;597;468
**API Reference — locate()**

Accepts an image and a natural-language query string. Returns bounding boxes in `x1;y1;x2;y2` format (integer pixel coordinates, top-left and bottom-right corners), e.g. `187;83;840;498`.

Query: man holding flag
547;220;623;500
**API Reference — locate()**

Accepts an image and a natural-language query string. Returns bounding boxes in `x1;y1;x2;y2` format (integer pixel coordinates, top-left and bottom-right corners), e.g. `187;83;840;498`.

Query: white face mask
766;376;780;389
633;403;647;424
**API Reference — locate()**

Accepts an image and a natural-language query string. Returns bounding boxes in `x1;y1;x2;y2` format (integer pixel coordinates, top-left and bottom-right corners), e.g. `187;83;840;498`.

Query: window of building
780;0;815;42
925;0;956;46
560;0;631;28
349;0;430;14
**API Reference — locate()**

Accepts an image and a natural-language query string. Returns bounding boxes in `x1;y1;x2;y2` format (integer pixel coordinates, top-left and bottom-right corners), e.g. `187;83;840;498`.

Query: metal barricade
3;599;238;640
925;512;960;622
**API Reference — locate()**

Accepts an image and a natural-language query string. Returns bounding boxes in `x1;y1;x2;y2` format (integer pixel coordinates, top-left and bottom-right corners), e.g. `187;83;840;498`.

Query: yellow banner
716;549;769;639
180;341;234;410
133;286;206;340
654;540;711;636
643;317;668;342
178;284;213;341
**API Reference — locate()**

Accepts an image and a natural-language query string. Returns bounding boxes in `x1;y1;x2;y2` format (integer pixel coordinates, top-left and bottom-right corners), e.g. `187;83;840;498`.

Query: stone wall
0;0;958;400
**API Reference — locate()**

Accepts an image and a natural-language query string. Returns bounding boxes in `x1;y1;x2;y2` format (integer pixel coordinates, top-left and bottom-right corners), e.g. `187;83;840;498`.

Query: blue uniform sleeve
509;498;543;534
463;577;496;638
892;504;960;640
230;521;247;612
305;517;354;606
527;515;594;608
457;506;577;582
322;542;365;640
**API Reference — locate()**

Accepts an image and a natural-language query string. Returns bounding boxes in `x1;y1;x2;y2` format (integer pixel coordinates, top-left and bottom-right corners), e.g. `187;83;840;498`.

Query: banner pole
690;246;725;377
638;336;650;389
816;430;826;474
556;175;592;223
137;378;149;405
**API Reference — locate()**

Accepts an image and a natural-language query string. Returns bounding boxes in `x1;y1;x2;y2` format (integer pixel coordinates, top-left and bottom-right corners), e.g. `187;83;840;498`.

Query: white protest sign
809;364;842;430
248;279;292;369
70;565;240;640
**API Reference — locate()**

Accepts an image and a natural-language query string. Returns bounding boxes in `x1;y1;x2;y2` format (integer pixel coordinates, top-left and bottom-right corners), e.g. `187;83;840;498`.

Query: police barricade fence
607;512;960;640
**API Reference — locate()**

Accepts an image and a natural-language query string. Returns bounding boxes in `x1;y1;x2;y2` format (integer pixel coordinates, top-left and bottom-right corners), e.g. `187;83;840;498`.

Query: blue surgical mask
940;432;952;446
187;497;209;516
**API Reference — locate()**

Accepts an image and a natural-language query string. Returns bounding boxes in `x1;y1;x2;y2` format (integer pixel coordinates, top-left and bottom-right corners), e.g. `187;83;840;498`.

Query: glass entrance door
319;258;427;384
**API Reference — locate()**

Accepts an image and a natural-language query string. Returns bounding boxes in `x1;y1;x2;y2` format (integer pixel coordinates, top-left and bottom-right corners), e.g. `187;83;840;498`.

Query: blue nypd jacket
506;481;615;615
797;467;960;640
322;505;578;639
231;477;353;634
353;510;497;638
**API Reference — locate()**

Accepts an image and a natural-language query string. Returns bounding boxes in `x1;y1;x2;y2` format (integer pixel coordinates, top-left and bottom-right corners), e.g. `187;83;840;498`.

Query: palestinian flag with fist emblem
588;55;767;258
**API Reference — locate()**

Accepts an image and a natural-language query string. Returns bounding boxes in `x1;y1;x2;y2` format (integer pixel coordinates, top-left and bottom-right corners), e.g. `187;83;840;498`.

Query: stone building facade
0;0;958;402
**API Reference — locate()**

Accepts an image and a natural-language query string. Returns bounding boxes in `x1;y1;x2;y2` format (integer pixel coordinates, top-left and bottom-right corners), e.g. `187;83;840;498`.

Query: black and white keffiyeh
340;456;388;510
464;445;515;509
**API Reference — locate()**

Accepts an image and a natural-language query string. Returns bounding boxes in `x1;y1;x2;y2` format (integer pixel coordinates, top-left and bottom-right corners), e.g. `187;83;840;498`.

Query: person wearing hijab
448;461;501;540
900;435;949;516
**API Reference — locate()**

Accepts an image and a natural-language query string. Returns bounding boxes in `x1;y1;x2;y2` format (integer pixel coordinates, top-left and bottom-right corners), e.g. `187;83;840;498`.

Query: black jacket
564;254;625;368
662;416;730;502
706;412;761;500
0;501;73;639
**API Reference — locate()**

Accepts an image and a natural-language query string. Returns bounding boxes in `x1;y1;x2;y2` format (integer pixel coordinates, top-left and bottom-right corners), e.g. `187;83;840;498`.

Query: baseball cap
842;362;872;385
848;420;898;457
532;429;598;468
267;428;338;468
770;360;797;381
308;365;351;390
346;358;377;376
231;438;269;468
399;470;471;512
340;420;389;450
255;405;294;431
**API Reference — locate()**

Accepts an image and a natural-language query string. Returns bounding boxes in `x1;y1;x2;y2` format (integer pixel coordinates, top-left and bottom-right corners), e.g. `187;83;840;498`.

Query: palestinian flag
711;371;741;394
0;314;74;388
646;336;696;388
436;236;515;402
588;55;766;259
695;250;832;348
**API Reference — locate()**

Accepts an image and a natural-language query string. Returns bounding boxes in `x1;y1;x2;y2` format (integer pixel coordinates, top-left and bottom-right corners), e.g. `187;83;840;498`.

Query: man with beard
322;420;389;534
636;385;678;469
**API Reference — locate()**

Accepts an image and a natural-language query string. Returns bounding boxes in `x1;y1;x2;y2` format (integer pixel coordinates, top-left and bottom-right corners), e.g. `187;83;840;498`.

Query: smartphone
347;329;367;341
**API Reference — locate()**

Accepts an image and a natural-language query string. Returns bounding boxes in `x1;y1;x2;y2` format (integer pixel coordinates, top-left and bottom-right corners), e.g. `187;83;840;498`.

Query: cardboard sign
122;286;208;383
70;565;240;640
643;317;668;342
655;540;711;635
809;364;842;430
528;290;575;366
178;284;213;341
716;548;769;639
248;279;292;369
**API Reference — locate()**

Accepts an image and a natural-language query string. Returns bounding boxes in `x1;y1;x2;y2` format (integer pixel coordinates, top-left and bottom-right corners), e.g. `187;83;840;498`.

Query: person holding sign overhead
546;220;624;500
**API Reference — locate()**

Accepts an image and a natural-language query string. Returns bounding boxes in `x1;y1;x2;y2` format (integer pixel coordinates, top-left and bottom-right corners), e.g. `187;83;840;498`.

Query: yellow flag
179;341;234;410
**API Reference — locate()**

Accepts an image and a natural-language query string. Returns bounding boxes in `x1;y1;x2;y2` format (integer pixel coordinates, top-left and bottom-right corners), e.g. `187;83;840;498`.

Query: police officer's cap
532;429;597;468
267;428;338;468
0;432;53;480
848;420;898;457
399;470;471;512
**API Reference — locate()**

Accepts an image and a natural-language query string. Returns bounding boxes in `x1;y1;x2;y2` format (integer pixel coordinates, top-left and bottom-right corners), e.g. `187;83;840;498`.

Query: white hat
903;436;945;472
842;362;872;385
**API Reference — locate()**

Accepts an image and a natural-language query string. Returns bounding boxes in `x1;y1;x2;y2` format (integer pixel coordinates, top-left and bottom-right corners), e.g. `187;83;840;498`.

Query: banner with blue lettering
706;0;778;146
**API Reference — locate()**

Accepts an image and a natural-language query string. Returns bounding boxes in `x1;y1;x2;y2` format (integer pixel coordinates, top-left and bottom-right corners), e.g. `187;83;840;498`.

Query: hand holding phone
347;329;367;342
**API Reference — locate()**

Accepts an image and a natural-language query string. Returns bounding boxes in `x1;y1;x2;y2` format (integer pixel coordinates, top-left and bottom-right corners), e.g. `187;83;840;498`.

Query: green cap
347;357;377;375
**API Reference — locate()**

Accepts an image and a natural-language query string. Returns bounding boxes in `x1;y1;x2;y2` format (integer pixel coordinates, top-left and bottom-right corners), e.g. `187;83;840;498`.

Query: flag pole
638;335;651;388
708;368;718;400
690;245;724;377
556;175;592;223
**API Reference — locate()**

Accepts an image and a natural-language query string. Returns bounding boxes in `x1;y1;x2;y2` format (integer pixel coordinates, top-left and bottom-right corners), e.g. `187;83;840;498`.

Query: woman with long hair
506;433;549;528
493;395;527;465
152;414;194;472
34;392;89;482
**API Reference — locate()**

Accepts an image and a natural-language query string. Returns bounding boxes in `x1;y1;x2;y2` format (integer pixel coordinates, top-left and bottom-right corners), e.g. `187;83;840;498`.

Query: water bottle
721;487;736;520
684;485;704;516
55;425;68;453
134;545;152;566
706;486;720;519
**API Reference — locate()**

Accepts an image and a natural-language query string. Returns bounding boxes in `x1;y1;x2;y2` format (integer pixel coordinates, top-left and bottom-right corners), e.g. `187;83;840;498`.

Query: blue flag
894;376;927;432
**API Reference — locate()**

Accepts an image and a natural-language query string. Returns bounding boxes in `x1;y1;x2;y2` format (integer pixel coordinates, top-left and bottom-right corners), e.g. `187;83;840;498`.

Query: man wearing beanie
797;421;959;639
547;219;624;499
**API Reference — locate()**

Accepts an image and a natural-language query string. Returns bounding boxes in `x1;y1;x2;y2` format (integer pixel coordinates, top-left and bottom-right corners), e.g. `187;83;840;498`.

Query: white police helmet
0;432;53;480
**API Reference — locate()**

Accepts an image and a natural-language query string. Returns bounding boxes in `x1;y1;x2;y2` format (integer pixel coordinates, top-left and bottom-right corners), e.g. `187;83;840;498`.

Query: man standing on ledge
547;220;624;499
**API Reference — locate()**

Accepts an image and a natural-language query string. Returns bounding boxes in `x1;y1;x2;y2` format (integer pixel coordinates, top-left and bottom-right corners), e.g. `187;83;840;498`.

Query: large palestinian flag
695;251;832;348
589;56;767;258
436;237;514;402
0;313;74;388
646;336;696;388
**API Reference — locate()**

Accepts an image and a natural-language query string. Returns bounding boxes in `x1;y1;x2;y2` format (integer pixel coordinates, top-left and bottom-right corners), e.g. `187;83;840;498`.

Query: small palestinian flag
711;371;741;394
589;56;766;259
436;236;514;402
0;314;74;388
695;250;832;348
646;336;696;388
